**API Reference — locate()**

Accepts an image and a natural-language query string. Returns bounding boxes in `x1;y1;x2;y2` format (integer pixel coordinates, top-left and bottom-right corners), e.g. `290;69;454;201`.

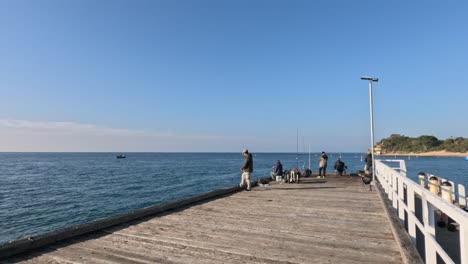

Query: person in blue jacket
273;160;283;182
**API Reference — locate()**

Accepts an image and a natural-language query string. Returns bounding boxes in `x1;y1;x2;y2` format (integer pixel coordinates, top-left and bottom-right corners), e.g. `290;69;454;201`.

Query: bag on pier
362;176;372;185
258;178;268;185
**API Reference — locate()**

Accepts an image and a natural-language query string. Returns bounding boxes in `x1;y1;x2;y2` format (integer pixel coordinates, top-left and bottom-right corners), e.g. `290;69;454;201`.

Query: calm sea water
1;152;467;244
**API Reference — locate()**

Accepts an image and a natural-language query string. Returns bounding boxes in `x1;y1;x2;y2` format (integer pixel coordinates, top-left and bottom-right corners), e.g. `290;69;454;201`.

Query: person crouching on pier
334;158;346;176
239;149;253;191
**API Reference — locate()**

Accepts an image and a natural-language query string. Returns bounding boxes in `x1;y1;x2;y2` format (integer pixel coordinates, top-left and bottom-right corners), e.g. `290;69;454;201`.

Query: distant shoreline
378;150;468;157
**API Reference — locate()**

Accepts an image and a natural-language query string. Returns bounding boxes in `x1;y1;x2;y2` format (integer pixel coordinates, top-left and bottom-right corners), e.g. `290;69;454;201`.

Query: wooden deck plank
5;175;403;263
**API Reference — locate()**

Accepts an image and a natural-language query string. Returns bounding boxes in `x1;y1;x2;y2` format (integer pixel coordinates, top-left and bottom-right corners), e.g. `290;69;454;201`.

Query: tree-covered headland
376;134;468;153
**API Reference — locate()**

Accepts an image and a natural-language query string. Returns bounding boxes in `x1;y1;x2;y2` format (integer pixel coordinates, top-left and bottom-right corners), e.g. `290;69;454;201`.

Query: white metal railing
378;159;407;177
375;160;468;264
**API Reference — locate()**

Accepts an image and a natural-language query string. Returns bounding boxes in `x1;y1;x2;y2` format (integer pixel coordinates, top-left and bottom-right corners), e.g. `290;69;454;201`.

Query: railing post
459;184;466;208
393;174;398;210
382;166;388;194
448;180;456;202
407;185;417;244
422;193;437;264
398;180;405;223
399;160;407;177
460;224;468;264
385;168;390;194
387;168;393;200
385;168;390;195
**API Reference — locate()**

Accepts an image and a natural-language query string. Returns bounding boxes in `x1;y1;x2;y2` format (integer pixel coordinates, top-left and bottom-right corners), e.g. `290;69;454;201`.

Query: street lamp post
361;76;378;189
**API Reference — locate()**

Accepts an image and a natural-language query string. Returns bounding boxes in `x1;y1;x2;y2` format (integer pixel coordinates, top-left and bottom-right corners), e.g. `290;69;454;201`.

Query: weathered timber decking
5;175;403;263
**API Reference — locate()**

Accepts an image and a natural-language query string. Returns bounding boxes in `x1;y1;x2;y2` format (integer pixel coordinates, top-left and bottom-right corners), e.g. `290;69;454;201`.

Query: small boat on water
116;154;126;159
465;156;468;161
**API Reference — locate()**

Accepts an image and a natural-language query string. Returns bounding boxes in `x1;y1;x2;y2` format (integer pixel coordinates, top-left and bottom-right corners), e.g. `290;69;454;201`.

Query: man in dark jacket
365;149;373;175
334;158;346;176
240;149;253;191
274;160;283;182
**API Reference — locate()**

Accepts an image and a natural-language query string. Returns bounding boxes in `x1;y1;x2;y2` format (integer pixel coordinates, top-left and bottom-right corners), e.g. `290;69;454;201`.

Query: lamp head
361;76;379;82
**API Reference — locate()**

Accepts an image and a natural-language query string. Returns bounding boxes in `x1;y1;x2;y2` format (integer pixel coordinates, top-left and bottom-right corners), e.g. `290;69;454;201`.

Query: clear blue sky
0;0;467;152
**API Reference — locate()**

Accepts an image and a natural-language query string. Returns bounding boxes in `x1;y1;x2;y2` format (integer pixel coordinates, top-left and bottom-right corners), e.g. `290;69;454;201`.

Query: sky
0;0;467;152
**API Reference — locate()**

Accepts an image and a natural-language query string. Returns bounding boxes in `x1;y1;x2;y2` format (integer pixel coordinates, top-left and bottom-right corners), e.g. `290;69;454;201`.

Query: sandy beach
378;150;468;157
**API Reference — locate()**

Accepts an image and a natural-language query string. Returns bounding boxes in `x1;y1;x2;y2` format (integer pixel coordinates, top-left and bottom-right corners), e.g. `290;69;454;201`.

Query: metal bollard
440;181;454;204
418;172;426;188
429;176;439;195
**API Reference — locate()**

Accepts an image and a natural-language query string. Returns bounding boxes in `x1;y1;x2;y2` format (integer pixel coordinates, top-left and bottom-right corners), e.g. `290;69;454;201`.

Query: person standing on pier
273;160;283;182
318;151;328;178
240;149;253;191
365;149;373;175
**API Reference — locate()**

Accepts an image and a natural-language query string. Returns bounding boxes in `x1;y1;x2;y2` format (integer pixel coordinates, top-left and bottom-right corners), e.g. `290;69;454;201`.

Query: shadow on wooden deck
4;175;406;264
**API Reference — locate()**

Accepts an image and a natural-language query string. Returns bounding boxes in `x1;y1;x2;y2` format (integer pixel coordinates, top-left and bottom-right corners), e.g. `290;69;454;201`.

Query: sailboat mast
308;144;311;170
296;128;299;168
303;136;305;153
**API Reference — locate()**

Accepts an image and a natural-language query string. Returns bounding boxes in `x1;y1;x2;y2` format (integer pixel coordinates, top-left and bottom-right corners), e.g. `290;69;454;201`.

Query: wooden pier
4;175;409;263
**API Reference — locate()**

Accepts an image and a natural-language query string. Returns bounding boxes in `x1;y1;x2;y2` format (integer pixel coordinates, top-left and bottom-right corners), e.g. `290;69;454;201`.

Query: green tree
377;135;467;153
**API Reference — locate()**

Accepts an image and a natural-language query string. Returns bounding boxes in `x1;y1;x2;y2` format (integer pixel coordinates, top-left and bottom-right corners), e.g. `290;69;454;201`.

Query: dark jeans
319;167;326;176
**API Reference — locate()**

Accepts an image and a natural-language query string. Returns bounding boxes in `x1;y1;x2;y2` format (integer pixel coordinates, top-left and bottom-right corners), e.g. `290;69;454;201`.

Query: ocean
1;152;467;244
